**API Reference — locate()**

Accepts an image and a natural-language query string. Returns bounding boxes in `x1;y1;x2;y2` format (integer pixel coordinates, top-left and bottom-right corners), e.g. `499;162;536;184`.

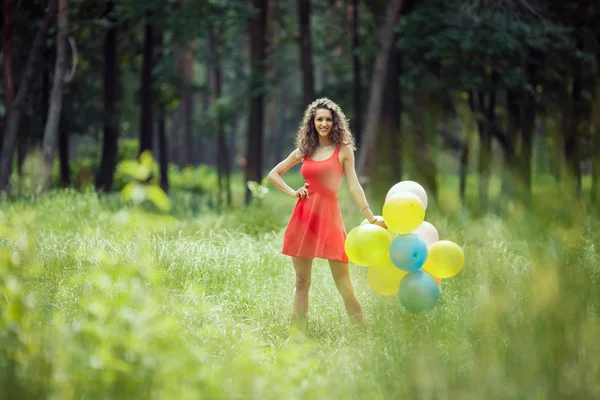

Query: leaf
121;182;146;205
139;150;154;170
118;161;152;181
146;185;173;212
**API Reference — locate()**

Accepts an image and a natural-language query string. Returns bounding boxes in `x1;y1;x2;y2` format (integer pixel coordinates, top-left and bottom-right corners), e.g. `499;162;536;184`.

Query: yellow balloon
344;224;391;266
368;256;407;296
422;240;465;278
382;194;425;234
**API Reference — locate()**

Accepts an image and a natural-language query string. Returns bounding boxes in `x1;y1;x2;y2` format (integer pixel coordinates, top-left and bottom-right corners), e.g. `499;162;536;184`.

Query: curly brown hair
294;98;357;158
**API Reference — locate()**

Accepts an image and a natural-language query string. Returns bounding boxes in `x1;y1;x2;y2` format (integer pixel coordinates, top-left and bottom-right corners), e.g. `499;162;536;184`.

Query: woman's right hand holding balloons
371;216;387;229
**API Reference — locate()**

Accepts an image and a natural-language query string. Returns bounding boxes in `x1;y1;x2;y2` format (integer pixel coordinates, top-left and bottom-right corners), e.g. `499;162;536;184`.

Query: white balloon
385;180;428;209
388;191;420;201
412;221;439;247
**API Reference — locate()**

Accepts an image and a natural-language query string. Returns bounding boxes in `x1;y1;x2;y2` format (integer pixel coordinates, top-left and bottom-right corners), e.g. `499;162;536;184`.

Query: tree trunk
96;0;119;192
415;110;439;200
40;0;69;192
264;0;279;170
139;12;154;155
390;42;403;183
459;132;470;203
176;0;195;167
592;127;600;206
502;90;520;198
153;20;168;192
59;114;70;187
478;128;492;211
2;0;14;147
563;78;582;197
520;92;535;195
265;93;277;170
356;0;404;181
517;58;538;200
534;120;547;175
158;112;168;192
297;0;315;106
591;80;600;207
244;0;269;205
0;1;56;193
209;25;231;209
372;32;401;199
169;104;182;165
181;54;194;166
469;90;492;211
199;64;212;165
456;98;475;204
350;0;362;146
181;45;194;166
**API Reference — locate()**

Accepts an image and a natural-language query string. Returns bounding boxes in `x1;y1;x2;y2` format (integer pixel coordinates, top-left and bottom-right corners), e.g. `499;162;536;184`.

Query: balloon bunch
344;181;464;314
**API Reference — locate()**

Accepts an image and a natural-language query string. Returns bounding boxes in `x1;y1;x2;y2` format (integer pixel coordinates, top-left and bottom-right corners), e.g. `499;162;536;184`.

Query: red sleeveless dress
282;145;349;263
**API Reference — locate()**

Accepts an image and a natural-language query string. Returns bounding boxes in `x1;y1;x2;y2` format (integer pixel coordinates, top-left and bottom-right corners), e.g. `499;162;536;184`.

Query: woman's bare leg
291;257;313;332
328;259;364;326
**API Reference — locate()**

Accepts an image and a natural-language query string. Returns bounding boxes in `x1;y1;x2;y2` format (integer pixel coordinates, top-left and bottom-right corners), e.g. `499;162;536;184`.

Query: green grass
1;174;600;399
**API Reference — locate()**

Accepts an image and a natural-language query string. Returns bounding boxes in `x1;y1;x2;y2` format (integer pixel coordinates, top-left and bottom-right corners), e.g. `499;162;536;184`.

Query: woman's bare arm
340;145;386;227
267;149;304;198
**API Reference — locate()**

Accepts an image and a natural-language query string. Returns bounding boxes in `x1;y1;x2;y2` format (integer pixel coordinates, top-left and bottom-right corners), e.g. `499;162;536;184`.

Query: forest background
1;0;600;398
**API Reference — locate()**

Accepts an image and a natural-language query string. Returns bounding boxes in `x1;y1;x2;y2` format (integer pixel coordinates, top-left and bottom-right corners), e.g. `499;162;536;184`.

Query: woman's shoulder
292;148;305;161
339;143;355;156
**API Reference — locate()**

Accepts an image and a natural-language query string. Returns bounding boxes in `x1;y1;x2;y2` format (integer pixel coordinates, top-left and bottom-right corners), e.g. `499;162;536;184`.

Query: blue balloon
398;270;440;314
389;233;428;272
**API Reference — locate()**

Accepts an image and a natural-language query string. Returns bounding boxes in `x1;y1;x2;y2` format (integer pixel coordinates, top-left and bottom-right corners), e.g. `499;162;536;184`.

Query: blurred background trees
0;0;598;213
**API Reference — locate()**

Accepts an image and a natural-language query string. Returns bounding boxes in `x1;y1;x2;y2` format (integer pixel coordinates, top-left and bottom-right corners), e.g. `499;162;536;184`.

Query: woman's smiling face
314;108;333;138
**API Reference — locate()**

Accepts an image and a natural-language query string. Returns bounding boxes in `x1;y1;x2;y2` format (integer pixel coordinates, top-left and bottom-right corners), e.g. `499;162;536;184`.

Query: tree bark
2;0;14;147
502;90;520;198
0;0;57;193
96;0;119;192
591;80;600;206
176;0;195;167
297;0;315;106
563;77;582;197
459;132;470;203
40;0;69;192
209;25;231;209
517;57;538;200
413;104;438;201
519;91;535;194
244;0;269;205
469;90;493;211
59;114;70;187
199;62;212;165
350;0;362;146
153;20;168;192
139;12;154;155
456;98;475;204
158;112;168;192
356;0;404;181
372;32;401;199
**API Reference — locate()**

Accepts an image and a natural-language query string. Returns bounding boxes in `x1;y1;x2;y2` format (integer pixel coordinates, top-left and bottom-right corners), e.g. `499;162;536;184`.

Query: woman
267;98;387;332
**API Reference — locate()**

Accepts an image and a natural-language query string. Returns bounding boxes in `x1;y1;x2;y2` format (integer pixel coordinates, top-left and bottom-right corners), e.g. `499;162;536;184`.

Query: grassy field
1;171;599;399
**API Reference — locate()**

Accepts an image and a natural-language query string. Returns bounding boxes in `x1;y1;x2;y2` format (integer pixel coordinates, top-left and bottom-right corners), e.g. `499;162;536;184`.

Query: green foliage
167;164;218;194
118;150;172;212
396;0;594;95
